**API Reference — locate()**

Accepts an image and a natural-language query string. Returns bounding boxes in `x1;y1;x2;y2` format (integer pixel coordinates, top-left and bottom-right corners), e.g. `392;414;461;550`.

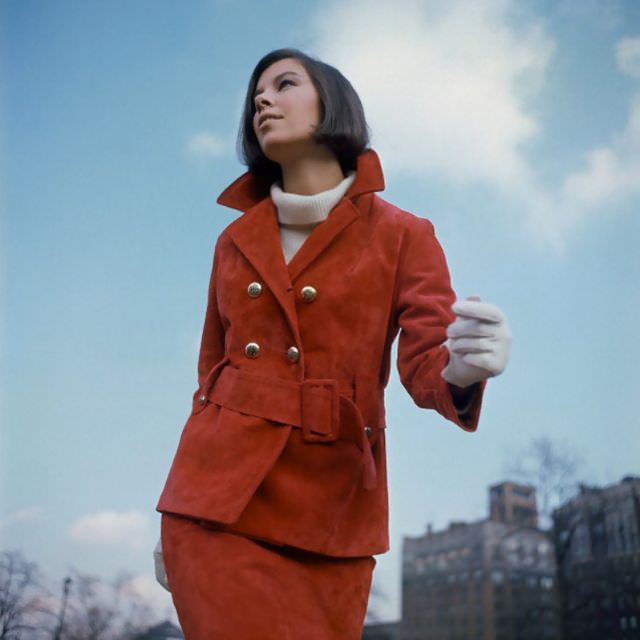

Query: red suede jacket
156;148;486;557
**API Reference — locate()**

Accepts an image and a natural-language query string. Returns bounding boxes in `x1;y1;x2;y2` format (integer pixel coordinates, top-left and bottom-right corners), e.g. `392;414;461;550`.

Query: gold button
247;282;263;298
300;285;317;302
198;394;207;405
287;346;300;362
244;342;260;358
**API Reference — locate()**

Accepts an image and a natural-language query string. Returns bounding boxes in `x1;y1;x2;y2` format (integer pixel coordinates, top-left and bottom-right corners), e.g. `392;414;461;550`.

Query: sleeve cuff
431;347;487;431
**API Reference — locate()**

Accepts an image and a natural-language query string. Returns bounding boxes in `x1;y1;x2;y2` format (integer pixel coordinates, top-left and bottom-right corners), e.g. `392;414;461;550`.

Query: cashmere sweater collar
270;171;357;226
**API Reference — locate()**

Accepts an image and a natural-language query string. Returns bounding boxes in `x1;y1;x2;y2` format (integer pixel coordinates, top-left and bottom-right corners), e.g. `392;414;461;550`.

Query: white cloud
309;0;554;193
185;130;231;159
528;92;640;249
68;510;150;549
617;36;640;78
0;505;45;529
562;94;640;208
305;0;638;250
120;573;177;623
12;505;45;521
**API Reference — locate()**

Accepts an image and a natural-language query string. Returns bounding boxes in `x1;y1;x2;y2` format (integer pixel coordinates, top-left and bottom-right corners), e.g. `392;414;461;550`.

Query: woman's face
252;57;323;163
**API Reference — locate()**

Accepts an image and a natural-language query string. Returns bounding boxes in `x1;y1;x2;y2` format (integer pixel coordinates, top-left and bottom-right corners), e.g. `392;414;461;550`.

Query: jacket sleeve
394;216;485;431
196;235;227;391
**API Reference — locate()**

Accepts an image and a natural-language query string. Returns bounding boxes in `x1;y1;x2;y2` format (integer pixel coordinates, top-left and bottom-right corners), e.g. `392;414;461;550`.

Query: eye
279;78;294;90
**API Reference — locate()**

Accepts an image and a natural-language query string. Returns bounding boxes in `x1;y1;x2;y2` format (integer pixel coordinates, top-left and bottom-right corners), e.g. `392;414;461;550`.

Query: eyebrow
253;71;302;99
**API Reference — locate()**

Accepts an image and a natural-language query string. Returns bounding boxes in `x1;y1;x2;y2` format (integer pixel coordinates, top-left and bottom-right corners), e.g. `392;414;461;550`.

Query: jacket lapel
285;198;360;282
225;198;301;343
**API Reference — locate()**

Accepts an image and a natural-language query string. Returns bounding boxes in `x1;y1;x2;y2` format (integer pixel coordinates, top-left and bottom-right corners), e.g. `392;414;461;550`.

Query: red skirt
161;514;376;640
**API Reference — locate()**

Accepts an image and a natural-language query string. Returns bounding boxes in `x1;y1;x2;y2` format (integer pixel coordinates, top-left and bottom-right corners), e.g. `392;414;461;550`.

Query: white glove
441;295;512;389
153;537;171;592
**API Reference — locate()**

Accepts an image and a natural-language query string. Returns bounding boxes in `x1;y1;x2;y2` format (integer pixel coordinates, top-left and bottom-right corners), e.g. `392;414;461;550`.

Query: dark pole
53;577;72;640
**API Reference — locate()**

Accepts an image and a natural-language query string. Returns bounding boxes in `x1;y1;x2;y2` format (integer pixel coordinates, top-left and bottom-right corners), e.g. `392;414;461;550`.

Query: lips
258;113;282;128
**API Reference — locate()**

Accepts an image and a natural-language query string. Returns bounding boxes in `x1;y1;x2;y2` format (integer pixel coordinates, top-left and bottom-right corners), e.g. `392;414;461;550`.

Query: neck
278;147;345;195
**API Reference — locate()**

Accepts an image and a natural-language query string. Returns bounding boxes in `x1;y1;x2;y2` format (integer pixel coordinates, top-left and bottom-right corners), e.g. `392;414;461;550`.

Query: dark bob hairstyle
237;47;371;182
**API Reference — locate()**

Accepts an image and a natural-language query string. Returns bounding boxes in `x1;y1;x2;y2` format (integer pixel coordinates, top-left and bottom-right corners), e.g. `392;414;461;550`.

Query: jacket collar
216;147;385;211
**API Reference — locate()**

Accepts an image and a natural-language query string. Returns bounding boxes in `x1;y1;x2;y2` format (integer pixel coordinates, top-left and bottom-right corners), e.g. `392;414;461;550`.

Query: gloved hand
441;295;512;389
153;537;171;592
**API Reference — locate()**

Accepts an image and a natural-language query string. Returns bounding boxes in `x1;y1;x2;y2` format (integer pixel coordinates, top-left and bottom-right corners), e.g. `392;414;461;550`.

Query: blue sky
3;0;639;623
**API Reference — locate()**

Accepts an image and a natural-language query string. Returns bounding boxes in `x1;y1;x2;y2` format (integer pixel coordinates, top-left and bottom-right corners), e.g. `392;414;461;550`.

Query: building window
577;522;591;557
538;541;550;555
540;576;554;589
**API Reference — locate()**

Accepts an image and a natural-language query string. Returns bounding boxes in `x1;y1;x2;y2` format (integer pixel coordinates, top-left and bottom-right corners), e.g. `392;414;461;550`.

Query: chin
260;138;315;166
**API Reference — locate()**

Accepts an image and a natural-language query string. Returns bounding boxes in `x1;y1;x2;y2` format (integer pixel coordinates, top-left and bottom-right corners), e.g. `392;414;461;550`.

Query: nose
255;93;272;113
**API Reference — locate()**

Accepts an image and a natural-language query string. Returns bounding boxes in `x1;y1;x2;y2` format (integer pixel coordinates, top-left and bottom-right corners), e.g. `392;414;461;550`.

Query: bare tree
111;572;156;640
505;435;584;529
61;569;154;640
0;550;56;640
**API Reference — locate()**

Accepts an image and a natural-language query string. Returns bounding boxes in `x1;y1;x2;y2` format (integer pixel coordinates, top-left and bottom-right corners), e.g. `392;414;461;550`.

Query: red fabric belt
200;365;379;491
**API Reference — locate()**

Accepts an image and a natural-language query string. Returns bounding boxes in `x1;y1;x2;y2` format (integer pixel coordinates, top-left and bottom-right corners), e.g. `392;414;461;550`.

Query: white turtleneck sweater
270;170;357;264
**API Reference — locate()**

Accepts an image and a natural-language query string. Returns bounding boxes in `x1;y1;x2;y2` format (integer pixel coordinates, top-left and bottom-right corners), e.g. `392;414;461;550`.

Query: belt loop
193;356;230;413
341;395;378;491
300;378;339;443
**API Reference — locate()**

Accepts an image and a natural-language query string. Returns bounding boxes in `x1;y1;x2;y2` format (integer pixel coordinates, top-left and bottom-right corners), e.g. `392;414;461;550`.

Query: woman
154;47;511;639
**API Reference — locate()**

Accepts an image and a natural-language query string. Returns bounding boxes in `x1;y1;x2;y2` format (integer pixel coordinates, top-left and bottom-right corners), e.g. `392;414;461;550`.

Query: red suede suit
156;148;486;558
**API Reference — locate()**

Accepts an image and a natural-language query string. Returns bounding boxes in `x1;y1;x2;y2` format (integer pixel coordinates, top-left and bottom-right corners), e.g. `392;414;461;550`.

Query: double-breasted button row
243;341;300;363
244;281;309;363
248;281;317;303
